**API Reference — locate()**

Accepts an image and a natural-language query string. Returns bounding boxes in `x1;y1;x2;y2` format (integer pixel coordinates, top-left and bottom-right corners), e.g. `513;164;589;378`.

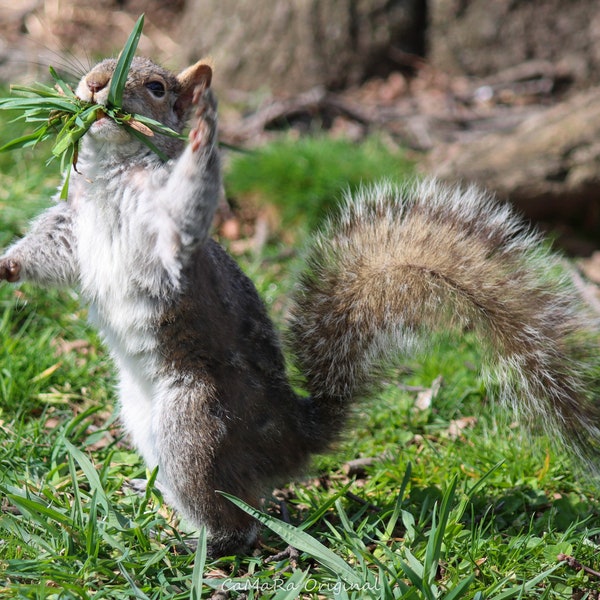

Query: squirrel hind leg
126;478;259;556
150;378;265;556
205;522;260;558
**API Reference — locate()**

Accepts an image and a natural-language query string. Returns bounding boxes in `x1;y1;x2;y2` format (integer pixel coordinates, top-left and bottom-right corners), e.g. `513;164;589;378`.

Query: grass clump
226;135;414;232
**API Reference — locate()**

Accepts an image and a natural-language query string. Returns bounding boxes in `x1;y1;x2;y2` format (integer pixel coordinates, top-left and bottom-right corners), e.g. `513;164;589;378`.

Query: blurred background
0;0;599;282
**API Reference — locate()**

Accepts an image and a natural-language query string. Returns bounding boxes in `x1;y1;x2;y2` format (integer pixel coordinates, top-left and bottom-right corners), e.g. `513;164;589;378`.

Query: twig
231;86;372;141
558;553;600;578
342;456;379;478
345;490;381;513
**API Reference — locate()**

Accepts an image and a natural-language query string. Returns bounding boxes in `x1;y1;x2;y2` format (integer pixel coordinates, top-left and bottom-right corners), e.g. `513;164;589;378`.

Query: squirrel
1;56;599;557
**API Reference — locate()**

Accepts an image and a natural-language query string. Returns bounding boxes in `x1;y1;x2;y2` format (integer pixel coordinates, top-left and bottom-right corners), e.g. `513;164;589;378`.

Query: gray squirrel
1;56;599;556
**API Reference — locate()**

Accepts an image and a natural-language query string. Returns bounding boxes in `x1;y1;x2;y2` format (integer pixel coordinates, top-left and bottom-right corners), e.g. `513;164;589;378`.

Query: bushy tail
287;178;600;464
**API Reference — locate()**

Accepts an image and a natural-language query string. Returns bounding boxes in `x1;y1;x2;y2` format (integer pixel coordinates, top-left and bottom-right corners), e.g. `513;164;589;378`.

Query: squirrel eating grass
1;56;599;556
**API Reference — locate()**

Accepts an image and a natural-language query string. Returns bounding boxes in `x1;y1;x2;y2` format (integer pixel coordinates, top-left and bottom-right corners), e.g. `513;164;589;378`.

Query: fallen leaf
415;375;443;410
447;416;477;439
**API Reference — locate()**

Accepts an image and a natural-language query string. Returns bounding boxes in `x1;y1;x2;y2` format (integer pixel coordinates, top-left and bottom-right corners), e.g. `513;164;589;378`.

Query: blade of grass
10;82;63;97
382;462;412;541
49;67;77;99
67;449;85;529
424;477;458;587
127;113;186;139
487;564;563;600
118;562;153;600
399;551;428;596
0;96;77;112
123;123;170;162
58;154;73;200
219;491;363;587
271;569;311;600
62;438;131;530
300;482;352;530
190;526;208;600
444;576;475;600
5;491;73;533
107;14;145;109
0;129;50;152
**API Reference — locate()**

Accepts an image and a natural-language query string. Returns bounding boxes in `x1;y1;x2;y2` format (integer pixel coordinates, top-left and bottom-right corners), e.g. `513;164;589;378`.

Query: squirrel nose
87;77;109;94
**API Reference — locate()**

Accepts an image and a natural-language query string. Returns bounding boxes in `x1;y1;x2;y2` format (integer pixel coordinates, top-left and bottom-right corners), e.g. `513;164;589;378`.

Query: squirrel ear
174;59;213;120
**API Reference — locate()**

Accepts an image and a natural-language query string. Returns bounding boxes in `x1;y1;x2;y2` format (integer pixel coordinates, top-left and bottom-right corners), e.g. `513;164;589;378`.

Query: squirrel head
75;57;213;159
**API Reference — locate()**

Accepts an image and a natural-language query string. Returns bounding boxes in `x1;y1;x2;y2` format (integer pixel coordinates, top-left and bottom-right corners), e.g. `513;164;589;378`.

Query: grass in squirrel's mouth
0;14;183;198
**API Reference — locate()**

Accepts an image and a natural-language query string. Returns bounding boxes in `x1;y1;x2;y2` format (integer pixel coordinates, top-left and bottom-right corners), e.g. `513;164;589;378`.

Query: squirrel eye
146;80;166;98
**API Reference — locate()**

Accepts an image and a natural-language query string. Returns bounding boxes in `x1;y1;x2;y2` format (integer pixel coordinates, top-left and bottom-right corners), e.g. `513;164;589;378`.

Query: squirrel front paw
0;258;21;282
189;78;217;153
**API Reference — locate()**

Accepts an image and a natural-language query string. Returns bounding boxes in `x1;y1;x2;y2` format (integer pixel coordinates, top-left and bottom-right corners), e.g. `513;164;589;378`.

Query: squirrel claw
0;258;21;282
189;125;206;153
189;85;216;153
264;544;300;567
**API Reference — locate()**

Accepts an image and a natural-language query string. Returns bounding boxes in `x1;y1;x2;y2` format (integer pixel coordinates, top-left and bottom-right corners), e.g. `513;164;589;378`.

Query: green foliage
225;135;414;232
106;15;145;110
0;125;599;598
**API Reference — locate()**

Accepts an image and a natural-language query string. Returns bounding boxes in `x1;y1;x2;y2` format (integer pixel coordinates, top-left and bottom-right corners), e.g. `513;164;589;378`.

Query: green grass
226;135;414;234
0;119;599;599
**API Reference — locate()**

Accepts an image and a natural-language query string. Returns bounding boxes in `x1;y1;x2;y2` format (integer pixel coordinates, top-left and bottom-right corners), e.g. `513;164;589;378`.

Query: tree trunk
179;0;426;96
428;88;600;240
428;0;600;89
